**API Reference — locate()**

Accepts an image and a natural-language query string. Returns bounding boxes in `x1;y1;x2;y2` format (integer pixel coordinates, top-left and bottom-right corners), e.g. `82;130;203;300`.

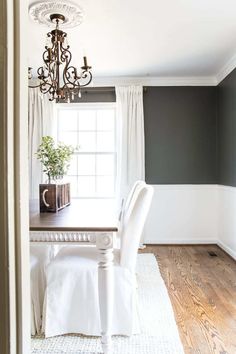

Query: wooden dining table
29;199;118;354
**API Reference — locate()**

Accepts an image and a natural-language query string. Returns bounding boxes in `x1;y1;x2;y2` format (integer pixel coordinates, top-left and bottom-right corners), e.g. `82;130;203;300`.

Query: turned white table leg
96;233;114;354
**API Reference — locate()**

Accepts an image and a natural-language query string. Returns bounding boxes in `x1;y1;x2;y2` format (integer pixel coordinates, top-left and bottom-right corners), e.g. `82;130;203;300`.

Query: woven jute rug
32;253;184;354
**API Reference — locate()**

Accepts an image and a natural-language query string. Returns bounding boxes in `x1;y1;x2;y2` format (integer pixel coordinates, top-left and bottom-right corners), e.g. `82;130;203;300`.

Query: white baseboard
145;239;216;245
145;239;236;261
217;240;236;261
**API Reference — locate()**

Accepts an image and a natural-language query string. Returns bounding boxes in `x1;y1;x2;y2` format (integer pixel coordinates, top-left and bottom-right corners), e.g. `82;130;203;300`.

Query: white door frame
0;0;30;353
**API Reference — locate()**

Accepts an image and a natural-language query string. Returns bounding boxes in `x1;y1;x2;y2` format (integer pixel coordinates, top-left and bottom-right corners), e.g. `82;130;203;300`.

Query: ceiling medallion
29;1;84;28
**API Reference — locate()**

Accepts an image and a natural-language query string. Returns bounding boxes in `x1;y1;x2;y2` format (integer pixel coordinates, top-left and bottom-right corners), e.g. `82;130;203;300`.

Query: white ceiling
28;0;236;84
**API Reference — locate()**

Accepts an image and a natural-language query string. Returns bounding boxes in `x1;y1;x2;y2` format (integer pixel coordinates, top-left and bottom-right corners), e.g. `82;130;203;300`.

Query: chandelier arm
61;49;72;67
65;66;84;86
48;87;56;101
55;40;60;94
43;47;51;64
40;80;55;95
61;44;73;87
37;63;49;81
43;49;50;66
50;53;57;88
76;71;93;87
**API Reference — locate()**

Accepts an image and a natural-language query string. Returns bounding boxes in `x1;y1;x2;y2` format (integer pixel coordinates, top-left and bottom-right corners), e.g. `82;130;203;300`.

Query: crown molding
93;76;217;87
216;52;236;85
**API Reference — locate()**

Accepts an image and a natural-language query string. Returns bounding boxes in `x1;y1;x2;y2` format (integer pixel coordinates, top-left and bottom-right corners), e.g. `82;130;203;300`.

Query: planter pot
39;183;70;212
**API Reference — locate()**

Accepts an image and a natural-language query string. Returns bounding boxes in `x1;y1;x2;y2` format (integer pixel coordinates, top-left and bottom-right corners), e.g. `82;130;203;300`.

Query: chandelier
28;13;92;102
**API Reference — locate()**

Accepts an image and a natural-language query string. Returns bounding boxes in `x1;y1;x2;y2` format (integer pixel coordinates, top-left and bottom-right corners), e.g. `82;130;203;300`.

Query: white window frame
55;102;117;199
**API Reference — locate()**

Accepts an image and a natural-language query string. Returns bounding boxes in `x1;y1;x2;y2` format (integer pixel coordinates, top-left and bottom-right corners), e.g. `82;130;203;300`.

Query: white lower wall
143;184;236;260
218;185;236;260
144;185;218;244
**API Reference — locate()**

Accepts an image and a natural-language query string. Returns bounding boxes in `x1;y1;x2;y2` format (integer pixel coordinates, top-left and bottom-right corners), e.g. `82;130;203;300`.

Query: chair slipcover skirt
43;246;140;337
31;244;55;335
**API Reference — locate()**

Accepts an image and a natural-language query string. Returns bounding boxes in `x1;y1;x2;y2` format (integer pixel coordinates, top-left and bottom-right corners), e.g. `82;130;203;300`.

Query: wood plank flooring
141;245;236;354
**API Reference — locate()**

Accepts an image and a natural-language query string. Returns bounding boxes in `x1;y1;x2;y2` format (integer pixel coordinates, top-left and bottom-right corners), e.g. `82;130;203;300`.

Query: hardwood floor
141;245;236;354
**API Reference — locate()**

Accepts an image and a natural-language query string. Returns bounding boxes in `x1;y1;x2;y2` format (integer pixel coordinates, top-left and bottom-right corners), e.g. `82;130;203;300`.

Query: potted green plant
36;136;75;212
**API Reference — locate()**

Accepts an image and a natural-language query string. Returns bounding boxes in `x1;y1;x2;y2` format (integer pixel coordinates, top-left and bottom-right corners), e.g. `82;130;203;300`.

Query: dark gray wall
62;85;219;185
144;87;218;184
218;68;236;186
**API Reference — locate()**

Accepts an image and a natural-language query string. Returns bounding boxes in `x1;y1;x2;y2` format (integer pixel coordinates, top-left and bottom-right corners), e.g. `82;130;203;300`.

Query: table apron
30;231;115;249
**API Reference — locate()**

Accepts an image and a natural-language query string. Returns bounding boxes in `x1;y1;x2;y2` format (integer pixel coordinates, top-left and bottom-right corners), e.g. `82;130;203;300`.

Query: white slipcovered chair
119;180;146;223
42;183;154;338
116;180;146;248
30;244;55;335
123;180;147;248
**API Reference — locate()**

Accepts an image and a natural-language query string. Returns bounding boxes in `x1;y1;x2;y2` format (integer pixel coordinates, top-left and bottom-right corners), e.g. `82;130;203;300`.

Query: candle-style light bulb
28;67;32;80
83;56;88;68
64;35;68;48
81;55;91;71
48;48;52;61
46;36;52;49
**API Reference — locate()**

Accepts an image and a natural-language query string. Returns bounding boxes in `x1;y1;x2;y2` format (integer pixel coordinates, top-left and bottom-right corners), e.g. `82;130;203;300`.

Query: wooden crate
39;183;70;212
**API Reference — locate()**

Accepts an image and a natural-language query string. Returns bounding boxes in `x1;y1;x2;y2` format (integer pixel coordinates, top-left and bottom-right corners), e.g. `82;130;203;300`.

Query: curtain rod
81;87;115;93
81;87;147;93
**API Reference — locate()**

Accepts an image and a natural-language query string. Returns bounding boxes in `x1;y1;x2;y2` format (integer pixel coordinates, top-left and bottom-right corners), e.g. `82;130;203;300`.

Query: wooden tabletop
29;199;118;232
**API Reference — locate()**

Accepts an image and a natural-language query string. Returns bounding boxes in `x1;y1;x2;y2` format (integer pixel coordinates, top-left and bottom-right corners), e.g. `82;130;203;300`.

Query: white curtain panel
28;88;54;199
115;86;145;207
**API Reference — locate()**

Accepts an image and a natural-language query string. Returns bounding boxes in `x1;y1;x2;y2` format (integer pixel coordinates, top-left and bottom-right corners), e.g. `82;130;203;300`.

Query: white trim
1;0;30;353
151;184;218;191
217;240;236;261
0;1;13;352
93;76;217;87
145;239;216;245
145;239;236;260
216;52;236;84
14;0;31;352
217;184;236;192
7;0;17;351
57;102;116;109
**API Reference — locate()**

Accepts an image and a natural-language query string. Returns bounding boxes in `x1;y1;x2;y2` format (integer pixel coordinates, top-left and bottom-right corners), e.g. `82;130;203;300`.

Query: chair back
120;183;153;272
124;180;146;214
118;180;145;224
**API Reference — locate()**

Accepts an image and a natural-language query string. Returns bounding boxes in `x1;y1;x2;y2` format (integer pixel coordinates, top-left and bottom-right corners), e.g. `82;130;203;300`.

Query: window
56;103;116;198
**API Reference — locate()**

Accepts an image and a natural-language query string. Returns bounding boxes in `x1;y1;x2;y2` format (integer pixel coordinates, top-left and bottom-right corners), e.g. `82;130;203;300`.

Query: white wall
218;185;236;260
144;185;218;244
144;184;236;260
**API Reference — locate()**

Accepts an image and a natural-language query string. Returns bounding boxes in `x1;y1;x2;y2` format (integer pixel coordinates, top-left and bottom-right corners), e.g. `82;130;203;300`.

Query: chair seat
43;246;140;337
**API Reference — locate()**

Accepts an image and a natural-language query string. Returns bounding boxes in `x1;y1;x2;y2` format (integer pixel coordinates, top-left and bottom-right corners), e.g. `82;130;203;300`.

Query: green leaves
36;136;75;183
